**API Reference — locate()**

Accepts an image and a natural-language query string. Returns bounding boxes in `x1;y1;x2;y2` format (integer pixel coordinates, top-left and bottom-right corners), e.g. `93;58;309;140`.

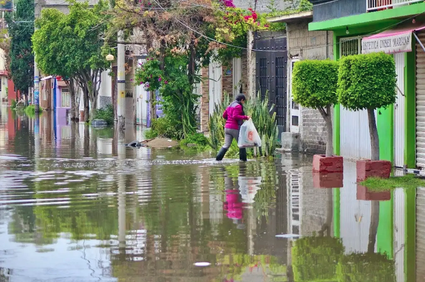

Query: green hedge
292;60;339;109
336;253;395;282
292;236;344;282
337;52;396;111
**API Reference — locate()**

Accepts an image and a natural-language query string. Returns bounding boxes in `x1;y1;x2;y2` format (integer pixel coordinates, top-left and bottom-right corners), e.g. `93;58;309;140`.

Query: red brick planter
357;185;391;201
313;172;343;189
356;160;392;182
312;154;344;173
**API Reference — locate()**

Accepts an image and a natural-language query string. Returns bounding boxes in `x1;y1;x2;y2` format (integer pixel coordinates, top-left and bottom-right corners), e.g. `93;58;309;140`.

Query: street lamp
106;54;114;61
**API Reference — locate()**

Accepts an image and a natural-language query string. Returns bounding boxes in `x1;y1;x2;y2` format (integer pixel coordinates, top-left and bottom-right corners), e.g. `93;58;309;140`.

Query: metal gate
394;53;406;168
255;36;288;135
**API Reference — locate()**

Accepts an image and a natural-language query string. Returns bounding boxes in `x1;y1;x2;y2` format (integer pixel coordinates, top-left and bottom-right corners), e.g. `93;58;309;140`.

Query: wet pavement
0;108;421;282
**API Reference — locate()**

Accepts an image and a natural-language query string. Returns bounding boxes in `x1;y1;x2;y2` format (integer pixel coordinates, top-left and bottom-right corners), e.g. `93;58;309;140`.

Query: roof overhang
267;11;313;23
309;2;425;31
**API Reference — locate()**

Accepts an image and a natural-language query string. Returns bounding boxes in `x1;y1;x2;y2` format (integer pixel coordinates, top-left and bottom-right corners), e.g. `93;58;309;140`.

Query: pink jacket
223;101;248;130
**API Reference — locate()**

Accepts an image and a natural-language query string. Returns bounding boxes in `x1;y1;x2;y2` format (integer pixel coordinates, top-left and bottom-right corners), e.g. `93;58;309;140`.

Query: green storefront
309;2;425;169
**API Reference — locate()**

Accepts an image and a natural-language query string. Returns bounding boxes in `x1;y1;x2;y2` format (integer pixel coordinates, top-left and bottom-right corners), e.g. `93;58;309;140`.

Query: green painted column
333;33;341;156
404;188;416;282
377;195;393;258
333;189;340;238
405;49;416;168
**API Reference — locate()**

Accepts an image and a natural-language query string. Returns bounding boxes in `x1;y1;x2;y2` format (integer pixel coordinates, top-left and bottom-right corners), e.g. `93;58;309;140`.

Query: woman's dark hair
236;94;246;102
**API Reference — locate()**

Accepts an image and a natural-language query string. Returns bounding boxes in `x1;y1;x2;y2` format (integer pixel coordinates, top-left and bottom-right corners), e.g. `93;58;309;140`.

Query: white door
394;53;406;168
289;58;300;133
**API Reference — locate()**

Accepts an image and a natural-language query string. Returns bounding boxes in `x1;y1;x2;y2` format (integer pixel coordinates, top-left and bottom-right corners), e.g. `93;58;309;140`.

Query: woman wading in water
215;94;250;162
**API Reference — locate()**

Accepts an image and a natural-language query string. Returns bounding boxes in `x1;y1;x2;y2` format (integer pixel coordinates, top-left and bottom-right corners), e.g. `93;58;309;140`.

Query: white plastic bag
238;119;262;148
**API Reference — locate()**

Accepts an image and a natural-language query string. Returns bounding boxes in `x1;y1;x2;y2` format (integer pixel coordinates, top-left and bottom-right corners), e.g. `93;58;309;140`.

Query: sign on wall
362;32;412;54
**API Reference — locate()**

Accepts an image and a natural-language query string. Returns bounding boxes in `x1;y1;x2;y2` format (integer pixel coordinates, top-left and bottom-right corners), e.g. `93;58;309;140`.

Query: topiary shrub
292;236;344;282
337;253;395;282
292;60;339;157
337;52;396;160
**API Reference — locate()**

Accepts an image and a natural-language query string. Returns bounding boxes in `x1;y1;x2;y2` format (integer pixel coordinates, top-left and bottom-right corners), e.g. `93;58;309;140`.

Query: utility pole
34;0;41;114
117;31;125;128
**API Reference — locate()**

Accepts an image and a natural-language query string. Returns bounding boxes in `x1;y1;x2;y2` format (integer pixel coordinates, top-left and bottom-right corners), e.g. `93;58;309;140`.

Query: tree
32;1;110;121
292;60;339;157
337;52;396;161
5;0;34;104
106;0;268;137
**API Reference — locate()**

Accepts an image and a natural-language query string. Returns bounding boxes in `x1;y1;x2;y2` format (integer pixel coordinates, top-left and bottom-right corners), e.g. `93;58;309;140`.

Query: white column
117;31;126;125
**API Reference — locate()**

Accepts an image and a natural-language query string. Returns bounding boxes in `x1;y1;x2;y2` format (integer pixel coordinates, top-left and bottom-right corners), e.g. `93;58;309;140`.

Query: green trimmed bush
337;52;396;160
336;253;395;282
292;236;344;282
292;60;339;156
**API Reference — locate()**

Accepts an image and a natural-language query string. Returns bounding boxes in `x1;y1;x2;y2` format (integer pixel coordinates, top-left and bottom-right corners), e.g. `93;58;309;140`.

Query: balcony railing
367;0;424;11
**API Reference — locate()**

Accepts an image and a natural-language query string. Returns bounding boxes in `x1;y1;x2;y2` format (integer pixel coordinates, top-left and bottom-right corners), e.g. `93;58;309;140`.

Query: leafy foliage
32;0;110;120
292;236;344;282
5;0;34;97
337;52;397;111
292;60;339;109
92;104;114;126
144;117;183;140
135;54;200;139
337;253;395;282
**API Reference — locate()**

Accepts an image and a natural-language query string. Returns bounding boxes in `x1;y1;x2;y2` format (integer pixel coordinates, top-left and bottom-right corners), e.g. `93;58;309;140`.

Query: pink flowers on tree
220;0;235;8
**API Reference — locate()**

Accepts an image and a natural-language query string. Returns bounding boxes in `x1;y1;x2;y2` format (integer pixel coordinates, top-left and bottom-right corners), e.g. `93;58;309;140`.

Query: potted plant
337;52;396;180
292;59;343;173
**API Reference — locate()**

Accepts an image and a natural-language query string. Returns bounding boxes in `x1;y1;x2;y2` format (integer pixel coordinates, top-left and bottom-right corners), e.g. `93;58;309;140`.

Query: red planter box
357;185;391;201
312;154;344;173
356;160;392;182
313;172;343;189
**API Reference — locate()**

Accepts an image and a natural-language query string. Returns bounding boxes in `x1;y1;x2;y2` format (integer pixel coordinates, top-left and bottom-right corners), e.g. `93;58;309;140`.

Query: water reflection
0;109;421;281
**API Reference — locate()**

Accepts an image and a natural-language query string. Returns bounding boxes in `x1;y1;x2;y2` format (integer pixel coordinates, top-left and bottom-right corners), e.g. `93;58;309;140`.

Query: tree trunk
319;105;334;157
84;87;90;122
325;105;334;157
90;94;97;122
69;78;78;122
319;189;333;237
368;200;380;253
84;123;90;157
367;108;380;161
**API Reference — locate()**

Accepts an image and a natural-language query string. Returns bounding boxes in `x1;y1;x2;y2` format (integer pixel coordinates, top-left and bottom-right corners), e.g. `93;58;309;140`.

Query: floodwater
0;109;422;282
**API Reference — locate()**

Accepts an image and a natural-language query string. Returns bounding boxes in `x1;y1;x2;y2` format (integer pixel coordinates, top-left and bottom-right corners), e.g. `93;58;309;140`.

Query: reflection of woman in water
223;170;245;229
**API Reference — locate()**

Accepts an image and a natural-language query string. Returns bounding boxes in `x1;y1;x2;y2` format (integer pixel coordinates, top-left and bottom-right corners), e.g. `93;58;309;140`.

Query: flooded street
0;109;421;282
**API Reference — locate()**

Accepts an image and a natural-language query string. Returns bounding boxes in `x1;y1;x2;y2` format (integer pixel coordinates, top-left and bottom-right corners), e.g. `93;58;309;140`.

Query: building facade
309;0;425;168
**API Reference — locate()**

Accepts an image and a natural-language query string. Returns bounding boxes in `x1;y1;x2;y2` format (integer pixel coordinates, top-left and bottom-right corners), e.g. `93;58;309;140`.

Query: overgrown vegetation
180;133;211;150
360;174;425;191
144;117;183;140
24;105;41;117
92;104;114;126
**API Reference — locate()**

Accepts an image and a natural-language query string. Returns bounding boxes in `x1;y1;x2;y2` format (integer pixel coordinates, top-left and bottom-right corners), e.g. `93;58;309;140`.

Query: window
340;37;362;57
61;88;71;108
